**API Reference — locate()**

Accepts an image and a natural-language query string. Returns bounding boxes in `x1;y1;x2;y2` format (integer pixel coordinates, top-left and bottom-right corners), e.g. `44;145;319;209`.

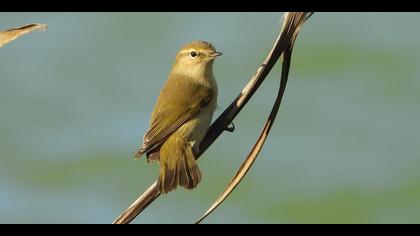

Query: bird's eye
190;51;197;58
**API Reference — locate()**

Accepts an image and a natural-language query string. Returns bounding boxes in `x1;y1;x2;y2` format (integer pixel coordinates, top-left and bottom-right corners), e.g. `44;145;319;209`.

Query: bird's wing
136;77;213;158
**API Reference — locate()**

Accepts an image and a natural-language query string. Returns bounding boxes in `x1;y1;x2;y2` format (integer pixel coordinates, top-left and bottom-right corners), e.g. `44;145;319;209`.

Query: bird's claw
225;122;235;132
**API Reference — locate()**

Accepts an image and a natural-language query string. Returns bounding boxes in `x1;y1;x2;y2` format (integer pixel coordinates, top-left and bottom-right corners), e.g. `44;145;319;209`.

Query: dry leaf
0;23;48;48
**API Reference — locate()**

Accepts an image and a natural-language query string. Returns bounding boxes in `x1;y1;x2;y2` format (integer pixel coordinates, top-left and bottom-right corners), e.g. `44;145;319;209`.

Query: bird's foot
225;122;235;132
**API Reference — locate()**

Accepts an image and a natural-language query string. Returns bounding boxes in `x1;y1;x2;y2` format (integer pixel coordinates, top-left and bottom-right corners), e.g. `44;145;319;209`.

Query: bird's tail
158;132;202;194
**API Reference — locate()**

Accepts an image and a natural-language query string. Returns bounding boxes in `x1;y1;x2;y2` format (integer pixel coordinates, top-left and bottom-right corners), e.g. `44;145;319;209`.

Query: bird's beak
211;51;223;57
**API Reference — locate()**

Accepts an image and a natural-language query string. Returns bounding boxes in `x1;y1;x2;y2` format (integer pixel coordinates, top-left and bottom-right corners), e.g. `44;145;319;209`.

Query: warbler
135;41;222;194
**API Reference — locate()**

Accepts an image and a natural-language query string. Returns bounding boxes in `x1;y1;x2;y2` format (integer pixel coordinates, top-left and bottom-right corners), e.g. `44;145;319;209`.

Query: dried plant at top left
0;23;47;48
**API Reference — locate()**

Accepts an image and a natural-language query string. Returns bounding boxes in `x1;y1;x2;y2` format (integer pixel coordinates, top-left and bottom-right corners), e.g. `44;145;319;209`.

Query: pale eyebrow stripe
179;48;194;54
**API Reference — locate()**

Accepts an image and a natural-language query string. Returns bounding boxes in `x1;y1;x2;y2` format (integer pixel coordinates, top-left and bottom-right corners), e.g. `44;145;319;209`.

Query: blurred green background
0;12;419;223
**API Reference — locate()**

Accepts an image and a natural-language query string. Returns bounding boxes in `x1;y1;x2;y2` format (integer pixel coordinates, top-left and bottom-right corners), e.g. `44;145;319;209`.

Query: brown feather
146;151;160;163
157;131;202;193
184;146;201;189
178;156;190;187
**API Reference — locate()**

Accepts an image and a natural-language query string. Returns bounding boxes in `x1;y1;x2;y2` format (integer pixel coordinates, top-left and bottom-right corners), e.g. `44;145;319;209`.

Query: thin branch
195;12;311;224
113;12;312;224
113;182;160;224
195;47;294;224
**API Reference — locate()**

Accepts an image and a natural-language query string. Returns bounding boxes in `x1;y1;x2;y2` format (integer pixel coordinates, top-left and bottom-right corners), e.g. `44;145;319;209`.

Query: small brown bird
135;41;222;194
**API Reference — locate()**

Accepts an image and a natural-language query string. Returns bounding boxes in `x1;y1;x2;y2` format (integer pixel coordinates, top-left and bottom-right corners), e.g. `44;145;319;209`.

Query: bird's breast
178;75;217;152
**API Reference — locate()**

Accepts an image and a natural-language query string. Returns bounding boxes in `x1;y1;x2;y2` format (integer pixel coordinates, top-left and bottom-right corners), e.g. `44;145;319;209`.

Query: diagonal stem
195;47;293;224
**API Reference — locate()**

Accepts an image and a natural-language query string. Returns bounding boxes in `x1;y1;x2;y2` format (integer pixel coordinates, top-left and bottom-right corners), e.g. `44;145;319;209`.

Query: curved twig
113;12;312;224
195;47;293;224
195;12;311;224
